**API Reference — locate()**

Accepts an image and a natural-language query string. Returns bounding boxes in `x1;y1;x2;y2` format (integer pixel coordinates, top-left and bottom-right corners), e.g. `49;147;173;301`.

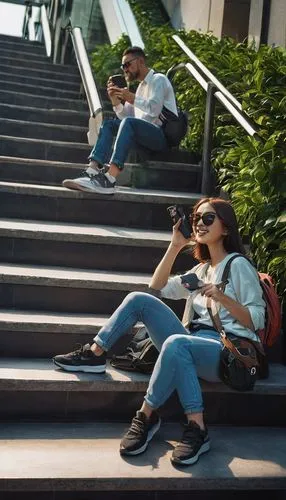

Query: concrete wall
268;0;286;47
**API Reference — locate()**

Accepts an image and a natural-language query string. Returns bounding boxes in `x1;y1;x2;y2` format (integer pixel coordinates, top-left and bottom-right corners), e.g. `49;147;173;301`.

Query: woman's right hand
170;219;193;249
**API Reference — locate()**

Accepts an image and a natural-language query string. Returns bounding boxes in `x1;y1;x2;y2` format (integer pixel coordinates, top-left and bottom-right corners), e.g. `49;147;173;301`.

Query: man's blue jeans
89;117;168;170
94;292;222;415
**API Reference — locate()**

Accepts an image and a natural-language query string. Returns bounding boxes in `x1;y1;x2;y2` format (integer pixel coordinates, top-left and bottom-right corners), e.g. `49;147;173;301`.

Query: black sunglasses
191;212;217;226
120;57;138;71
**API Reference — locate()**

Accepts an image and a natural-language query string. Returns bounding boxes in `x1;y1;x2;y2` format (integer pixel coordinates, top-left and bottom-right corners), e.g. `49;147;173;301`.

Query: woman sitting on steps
53;197;265;466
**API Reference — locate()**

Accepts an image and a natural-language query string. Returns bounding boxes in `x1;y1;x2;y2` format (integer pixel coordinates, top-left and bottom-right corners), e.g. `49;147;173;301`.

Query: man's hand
107;81;121;106
113;87;135;104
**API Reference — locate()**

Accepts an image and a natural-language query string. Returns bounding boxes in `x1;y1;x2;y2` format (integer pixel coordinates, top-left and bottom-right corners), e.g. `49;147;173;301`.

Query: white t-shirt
113;69;178;126
160;253;266;342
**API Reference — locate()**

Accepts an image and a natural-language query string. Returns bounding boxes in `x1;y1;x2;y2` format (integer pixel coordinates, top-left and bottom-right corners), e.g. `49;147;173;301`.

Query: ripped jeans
93;292;222;414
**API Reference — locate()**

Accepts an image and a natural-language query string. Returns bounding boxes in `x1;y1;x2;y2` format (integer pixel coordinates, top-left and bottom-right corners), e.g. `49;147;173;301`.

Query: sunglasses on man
120;57;138;71
190;212;217;227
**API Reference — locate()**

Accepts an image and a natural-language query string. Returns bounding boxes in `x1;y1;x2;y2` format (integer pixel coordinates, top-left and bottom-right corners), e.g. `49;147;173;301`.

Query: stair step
0;78;81;99
0;309;143;358
0;262;154;314
1;422;286;494
0;103;88;126
0;118;88;143
0;89;88;111
0;135;90;163
0;216;193;274
0;55;80;75
0;358;285;424
0;217;180;271
0;180;200;229
0;46;53;62
0;38;46;55
0;69;80;90
0;155;201;192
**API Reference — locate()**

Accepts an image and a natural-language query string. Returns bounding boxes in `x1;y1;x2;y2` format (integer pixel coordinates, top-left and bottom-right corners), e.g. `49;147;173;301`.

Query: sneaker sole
62;179;115;194
120;418;161;456
53;359;106;374
171;440;210;466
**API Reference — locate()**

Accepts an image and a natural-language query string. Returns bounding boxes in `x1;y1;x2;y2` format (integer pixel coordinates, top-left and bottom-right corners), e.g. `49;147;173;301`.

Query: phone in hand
180;273;202;290
167;204;192;239
110;74;126;88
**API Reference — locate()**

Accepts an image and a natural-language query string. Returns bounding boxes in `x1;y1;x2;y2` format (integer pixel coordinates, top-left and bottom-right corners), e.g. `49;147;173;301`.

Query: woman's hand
170;219;192;249
200;283;224;302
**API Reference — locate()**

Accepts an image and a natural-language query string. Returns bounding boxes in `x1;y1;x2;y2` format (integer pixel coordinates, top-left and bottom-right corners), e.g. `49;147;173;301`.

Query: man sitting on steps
62;46;178;195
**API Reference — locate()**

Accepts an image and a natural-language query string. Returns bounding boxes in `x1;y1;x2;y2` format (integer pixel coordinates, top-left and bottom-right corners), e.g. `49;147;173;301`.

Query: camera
167;204;192;239
110;74;126;88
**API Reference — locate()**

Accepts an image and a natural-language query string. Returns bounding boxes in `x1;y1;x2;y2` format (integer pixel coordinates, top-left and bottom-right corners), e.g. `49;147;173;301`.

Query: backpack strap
221;254;249;283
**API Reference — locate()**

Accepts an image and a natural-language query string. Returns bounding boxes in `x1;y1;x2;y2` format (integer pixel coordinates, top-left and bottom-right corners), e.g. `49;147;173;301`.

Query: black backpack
160;105;188;147
110;327;158;374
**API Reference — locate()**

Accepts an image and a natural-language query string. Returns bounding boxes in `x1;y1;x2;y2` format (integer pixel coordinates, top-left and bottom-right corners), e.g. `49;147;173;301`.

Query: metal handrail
173;34;242;111
40;4;52;57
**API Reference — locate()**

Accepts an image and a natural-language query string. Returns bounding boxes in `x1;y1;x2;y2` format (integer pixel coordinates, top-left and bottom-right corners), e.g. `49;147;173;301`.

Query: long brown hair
191;197;245;263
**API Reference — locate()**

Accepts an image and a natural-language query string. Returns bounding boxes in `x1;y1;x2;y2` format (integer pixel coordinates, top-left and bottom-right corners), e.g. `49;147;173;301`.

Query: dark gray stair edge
0;78;81;97
0;359;285;394
0;72;80;90
0;117;88;133
0;310;143;333
0;103;88;119
0;219;170;247
0;55;79;74
1;424;286;491
0;48;53;61
0;89;88;107
0;63;81;82
0;155;200;172
0;135;90;150
0;180;200;204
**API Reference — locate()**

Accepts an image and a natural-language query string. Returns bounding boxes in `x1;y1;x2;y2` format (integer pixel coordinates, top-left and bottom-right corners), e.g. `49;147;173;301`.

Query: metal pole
201;82;217;196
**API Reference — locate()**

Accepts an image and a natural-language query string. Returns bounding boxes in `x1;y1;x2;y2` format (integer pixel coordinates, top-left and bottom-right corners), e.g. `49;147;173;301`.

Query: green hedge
90;4;286;301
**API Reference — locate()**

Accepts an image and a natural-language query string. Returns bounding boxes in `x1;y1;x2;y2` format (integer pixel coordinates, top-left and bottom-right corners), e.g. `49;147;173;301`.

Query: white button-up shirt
113;69;178;126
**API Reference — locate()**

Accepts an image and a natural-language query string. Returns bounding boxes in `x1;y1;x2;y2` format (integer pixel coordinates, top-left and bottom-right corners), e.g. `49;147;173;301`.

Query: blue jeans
89;117;168;170
93;292;222;415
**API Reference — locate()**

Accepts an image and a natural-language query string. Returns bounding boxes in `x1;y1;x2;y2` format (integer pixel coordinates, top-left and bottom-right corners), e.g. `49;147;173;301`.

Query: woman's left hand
200;284;224;302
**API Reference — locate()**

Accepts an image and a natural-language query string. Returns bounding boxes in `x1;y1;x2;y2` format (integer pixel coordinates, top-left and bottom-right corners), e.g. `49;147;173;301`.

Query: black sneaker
120;411;161;456
89;171;116;194
53;344;106;373
171;421;210;466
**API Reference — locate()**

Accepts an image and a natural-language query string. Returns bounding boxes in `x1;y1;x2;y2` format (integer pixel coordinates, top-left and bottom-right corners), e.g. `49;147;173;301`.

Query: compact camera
167;204;192;239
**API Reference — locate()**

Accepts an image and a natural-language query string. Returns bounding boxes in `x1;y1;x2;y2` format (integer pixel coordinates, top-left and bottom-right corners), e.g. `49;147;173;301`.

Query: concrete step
0;38;46;55
0;181;200;229
0;89;88;111
0;78;82;99
0;118;88;143
0;103;88;126
0;217;193;273
0;309;143;358
0;155;201;192
0;136;90;163
0;358;285;424
0;46;52;62
0;55;80;76
1;423;286;496
0;69;80;90
0;262;154;314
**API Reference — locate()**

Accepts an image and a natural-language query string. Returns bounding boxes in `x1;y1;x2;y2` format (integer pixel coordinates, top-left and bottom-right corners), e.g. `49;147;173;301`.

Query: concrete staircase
0;34;285;499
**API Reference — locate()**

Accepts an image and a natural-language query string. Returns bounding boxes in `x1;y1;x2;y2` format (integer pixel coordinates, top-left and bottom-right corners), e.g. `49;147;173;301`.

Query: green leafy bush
90;4;286;301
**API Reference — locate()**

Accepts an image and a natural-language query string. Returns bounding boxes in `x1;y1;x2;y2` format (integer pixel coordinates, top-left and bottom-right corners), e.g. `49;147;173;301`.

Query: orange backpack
222;255;282;347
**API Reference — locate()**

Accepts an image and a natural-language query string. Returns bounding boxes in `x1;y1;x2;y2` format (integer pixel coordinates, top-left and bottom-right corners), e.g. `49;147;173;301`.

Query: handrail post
201;82;217;196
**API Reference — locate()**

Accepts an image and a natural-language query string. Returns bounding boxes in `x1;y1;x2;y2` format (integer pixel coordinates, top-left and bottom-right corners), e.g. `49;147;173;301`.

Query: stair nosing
0;88;88;106
0;117;88;133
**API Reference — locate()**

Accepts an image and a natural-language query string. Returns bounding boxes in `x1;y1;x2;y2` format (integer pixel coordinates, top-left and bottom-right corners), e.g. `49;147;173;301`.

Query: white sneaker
63;172;115;194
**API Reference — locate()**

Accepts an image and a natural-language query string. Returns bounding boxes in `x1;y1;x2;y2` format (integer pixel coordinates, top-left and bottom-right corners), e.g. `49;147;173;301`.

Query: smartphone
167;204;192;239
180;273;202;290
110;74;126;88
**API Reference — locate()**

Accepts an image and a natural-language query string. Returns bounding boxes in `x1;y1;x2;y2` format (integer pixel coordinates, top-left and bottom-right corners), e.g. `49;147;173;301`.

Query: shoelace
126;415;146;437
180;423;203;446
70;344;89;359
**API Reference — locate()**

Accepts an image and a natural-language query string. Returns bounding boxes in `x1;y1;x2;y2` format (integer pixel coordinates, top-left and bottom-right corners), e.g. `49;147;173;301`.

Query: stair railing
40;3;52;57
69;25;103;144
169;37;260;195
